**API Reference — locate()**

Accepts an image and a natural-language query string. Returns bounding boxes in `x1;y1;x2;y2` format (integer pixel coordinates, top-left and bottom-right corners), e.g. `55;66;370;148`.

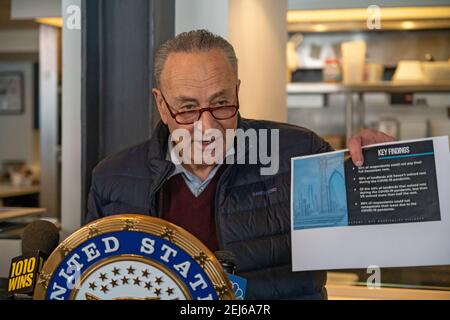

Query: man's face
152;49;239;166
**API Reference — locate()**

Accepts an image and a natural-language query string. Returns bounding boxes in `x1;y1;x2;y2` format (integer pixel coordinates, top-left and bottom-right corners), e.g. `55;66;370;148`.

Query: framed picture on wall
0;71;24;115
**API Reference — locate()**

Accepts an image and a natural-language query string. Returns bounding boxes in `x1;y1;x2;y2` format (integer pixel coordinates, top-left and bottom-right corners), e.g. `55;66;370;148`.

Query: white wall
229;0;288;122
61;0;82;234
175;0;228;38
0;62;35;170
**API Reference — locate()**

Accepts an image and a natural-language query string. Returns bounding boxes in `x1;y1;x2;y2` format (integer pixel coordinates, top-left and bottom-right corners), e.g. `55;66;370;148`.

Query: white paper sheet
291;136;450;271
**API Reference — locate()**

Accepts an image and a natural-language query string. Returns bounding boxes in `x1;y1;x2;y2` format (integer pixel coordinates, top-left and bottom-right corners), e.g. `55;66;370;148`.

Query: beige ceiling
0;0;37;30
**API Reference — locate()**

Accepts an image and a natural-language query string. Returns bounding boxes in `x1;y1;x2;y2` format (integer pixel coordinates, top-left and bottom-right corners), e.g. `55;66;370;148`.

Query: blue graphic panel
293;152;349;230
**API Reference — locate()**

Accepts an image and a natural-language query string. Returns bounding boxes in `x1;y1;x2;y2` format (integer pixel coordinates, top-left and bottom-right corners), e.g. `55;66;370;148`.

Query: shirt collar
166;138;234;197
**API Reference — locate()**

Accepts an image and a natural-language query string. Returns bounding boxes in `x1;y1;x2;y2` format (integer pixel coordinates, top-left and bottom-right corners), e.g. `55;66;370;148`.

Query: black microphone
215;250;247;299
21;220;60;257
215;250;237;274
7;220;59;299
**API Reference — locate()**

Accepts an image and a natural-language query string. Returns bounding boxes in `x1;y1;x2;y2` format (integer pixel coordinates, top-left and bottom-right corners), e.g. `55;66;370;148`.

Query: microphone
21;220;60;257
215;250;237;274
215;250;247;300
7;220;59;299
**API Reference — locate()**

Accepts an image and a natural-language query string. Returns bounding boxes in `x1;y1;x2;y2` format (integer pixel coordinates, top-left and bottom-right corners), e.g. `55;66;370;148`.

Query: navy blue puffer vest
85;116;332;299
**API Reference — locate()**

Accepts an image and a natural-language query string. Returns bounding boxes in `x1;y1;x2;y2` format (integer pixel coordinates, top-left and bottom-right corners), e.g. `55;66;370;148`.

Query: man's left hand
347;129;396;167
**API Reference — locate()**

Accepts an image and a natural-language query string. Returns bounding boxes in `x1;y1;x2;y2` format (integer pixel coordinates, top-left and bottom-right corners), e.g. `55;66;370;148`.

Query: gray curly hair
154;29;238;88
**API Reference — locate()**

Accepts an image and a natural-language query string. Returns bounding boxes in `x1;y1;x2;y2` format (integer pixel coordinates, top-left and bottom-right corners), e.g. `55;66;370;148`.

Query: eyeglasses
160;86;240;125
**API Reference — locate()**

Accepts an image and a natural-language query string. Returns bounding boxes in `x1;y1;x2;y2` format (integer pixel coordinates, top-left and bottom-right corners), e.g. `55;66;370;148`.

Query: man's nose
198;109;218;131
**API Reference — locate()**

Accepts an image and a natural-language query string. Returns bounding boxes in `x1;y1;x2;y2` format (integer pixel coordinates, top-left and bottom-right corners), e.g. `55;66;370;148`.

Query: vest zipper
214;164;234;250
150;164;174;217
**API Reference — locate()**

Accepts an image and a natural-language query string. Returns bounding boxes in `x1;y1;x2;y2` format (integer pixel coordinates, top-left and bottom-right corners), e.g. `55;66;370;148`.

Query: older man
85;30;394;299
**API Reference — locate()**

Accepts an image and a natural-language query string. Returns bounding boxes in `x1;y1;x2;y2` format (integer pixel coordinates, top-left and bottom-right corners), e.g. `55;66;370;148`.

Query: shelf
0;184;40;199
0;207;45;223
288;82;450;94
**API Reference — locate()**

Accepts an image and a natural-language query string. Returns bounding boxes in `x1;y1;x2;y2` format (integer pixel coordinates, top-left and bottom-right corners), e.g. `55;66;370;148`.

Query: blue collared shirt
166;140;235;197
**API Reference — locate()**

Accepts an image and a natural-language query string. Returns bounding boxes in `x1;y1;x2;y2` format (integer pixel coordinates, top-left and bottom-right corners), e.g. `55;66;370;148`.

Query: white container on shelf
393;60;424;82
365;63;384;83
341;40;366;84
422;61;450;82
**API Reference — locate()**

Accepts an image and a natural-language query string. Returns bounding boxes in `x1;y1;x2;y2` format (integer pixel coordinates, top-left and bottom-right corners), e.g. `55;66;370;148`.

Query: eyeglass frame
159;86;240;125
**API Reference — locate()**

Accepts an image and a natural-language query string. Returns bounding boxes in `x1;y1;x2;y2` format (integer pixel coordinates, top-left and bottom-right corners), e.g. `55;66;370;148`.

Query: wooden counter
0;184;40;199
0;207;46;222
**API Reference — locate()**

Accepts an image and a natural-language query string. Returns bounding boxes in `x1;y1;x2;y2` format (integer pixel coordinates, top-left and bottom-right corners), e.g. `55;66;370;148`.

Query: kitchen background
285;2;450;295
286;3;450;150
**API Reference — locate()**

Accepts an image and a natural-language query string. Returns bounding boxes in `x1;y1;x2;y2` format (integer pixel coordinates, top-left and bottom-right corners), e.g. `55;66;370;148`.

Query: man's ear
152;88;169;125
